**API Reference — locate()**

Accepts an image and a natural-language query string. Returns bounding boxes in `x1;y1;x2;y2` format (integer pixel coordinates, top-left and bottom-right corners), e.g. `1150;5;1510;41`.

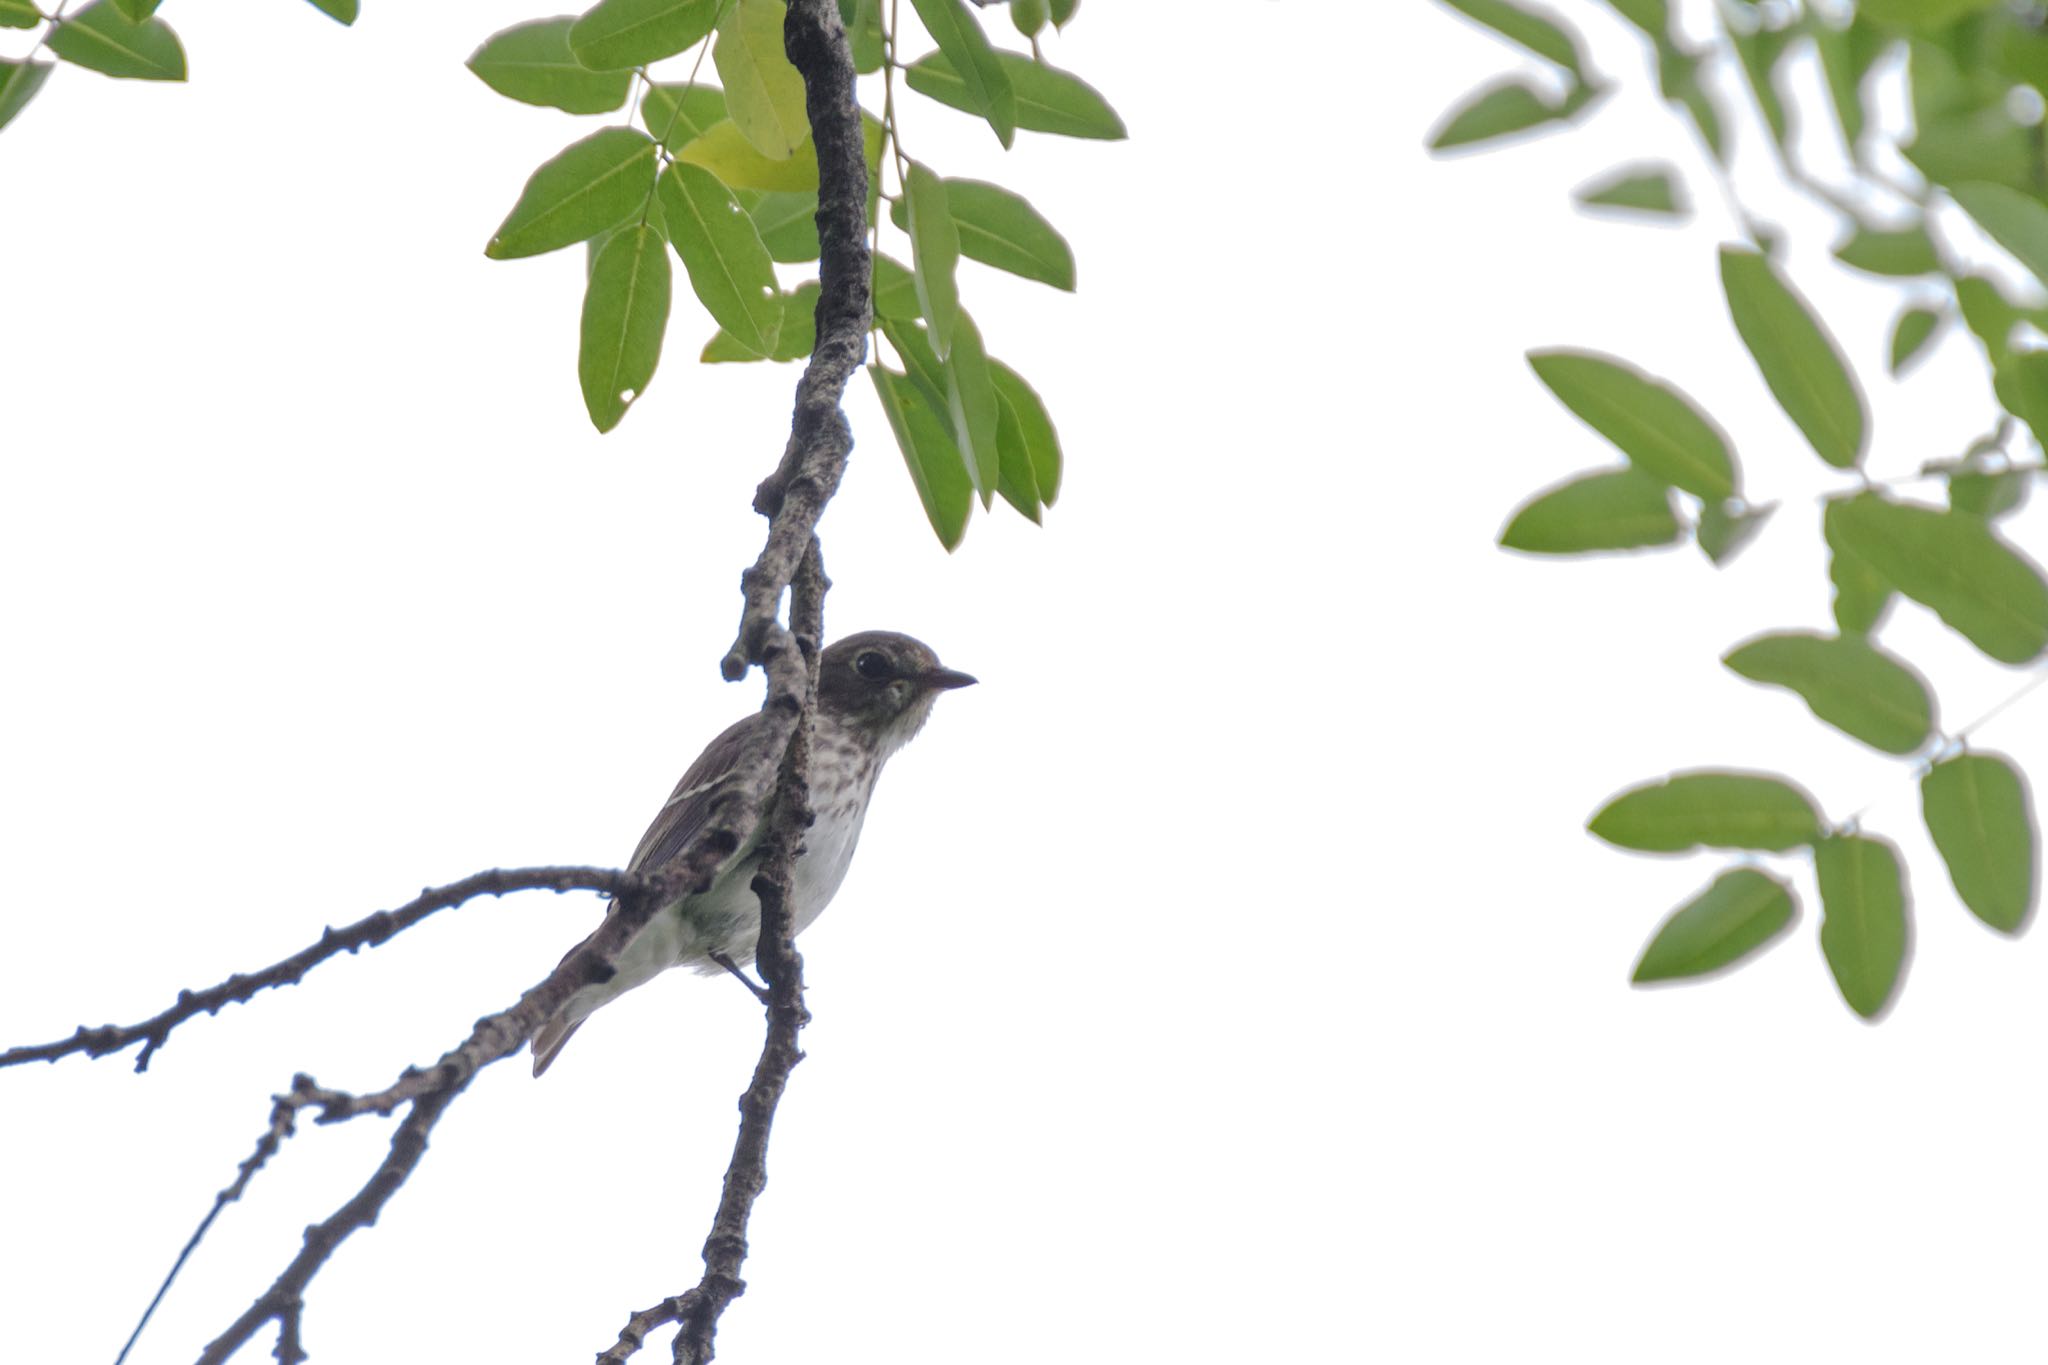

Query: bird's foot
710;951;772;1004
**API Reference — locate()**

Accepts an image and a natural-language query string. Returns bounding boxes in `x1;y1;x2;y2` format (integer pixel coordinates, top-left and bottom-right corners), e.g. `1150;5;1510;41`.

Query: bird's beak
919;666;978;691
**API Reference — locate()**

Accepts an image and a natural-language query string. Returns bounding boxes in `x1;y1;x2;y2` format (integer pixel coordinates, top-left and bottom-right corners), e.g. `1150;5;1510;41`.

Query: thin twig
0;866;637;1073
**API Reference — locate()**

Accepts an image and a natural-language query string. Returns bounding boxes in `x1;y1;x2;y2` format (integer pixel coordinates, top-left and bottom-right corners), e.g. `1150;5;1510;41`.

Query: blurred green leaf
642;83;729;152
1573;163;1686;218
0;0;40;28
1956;275;2021;364
1730;23;1792;152
1428;77;1582;151
749;190;819;262
1811;15;1884;151
870;366;973;550
1994;349;2048;444
990;359;1061;506
1527;349;1735;499
847;0;884;72
1697;499;1774;567
1657;41;1725;161
704;280;818;362
658;160;782;359
0;60;52;132
1600;0;1668;38
1833;224;1938;277
715;0;810;160
1010;0;1047;38
905;50;1125;139
48;3;185;80
1922;752;2036;933
945;312;1000;506
908;0;1016;147
889;177;1074;290
1590;771;1821;853
486;128;656;260
1815;835;1908;1019
1499;468;1678;555
1861;0;2004;29
112;0;160;22
873;252;922;322
1950;468;2030;519
1049;0;1077;26
1828;493;2048;663
1632;868;1798;983
303;0;359;23
1438;0;1586;78
579;223;672;433
1720;246;1866;469
468;18;633;115
1723;631;1935;754
906;162;961;359
1951;182;2048;287
1888;306;1942;374
1824;498;1894;635
570;0;719;71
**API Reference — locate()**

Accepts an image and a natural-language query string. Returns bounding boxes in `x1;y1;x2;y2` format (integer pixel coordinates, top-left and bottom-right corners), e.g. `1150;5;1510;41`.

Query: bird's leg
710;951;771;1004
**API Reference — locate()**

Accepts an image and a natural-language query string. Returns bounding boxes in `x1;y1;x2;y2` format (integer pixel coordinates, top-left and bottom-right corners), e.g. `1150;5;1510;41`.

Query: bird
531;630;975;1075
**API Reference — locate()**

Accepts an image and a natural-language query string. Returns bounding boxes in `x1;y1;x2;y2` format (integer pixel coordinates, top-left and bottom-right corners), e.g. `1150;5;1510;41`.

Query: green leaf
1922;752;2036;933
704;279;818;363
944;312;1000;505
1696;499;1774;567
1010;0;1047;38
1427;77;1579;151
1824;499;1893;635
989;359;1060;506
905;50;1124;140
843;0;884;71
578;223;672;433
1499;468;1678;555
1601;0;1668;38
1828;493;2048;664
112;0;160;22
641;83;729;152
1048;0;1076;26
673;111;883;193
749;190;819;262
1994;348;2048;449
993;389;1043;522
658;161;781;359
1526;349;1735;499
870;366;973;550
303;0;359;23
1573;163;1686;218
907;0;1016;146
1950;182;2048;286
905;162;960;359
1949;469;2030;520
1657;41;1726;162
1437;0;1586;79
1815;835;1908;1019
47;3;185;81
570;0;719;71
1812;15;1880;150
1722;631;1934;755
1730;24;1793;153
0;0;40;29
1719;246;1866;469
0;60;53;133
873;252;921;322
1589;771;1822;853
1906;109;2035;194
467;18;633;115
486;128;657;260
1861;0;2004;30
888;177;1073;290
1632;869;1798;983
1832;224;1938;277
880;314;947;397
715;0;810;160
1956;275;2021;364
1888;306;1942;375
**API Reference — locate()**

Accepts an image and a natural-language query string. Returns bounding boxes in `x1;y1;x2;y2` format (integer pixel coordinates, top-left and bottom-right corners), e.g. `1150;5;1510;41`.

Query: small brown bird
531;631;975;1075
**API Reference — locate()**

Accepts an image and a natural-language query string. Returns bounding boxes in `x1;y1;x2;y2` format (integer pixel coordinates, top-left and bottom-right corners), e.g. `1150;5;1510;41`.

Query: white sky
6;2;2048;1361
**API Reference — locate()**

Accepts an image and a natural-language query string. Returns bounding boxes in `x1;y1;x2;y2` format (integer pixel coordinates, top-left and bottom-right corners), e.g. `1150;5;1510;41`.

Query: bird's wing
624;711;768;876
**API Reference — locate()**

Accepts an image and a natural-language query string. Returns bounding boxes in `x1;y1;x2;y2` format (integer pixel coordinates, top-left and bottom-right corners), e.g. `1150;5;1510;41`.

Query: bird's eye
854;650;891;680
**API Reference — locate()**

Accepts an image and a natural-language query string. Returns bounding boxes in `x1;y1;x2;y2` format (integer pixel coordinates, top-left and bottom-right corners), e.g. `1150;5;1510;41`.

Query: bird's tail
531;1013;585;1077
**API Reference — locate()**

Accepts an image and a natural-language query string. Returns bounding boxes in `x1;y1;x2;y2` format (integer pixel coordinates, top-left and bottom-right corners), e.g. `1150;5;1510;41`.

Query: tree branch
0;866;637;1073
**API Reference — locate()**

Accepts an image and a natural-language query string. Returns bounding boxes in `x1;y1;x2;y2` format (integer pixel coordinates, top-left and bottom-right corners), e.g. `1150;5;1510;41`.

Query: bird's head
817;631;975;754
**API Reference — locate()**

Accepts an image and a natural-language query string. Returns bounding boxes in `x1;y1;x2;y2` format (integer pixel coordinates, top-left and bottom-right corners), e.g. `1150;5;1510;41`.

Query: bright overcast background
6;2;2048;1361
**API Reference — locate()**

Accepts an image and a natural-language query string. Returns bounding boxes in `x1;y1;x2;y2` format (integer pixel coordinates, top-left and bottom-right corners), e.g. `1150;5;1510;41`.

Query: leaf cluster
1434;0;2048;1019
